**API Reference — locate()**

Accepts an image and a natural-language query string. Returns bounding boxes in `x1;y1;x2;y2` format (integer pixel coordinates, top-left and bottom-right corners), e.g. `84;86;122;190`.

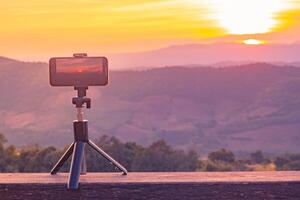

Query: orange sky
1;0;300;61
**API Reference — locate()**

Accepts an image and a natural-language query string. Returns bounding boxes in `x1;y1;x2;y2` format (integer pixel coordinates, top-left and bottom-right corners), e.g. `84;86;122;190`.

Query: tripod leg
80;151;87;175
50;142;74;175
87;140;128;175
68;141;85;189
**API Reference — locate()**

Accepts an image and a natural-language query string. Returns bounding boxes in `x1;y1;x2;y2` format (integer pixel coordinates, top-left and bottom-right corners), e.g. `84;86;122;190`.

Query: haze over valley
1;54;300;155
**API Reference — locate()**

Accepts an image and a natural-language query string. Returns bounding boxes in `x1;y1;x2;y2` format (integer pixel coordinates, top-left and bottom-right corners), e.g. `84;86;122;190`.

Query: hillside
1;57;300;154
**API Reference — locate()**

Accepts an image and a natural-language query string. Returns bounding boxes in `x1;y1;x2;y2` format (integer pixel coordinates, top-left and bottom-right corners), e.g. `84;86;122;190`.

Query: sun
208;0;290;35
242;39;265;45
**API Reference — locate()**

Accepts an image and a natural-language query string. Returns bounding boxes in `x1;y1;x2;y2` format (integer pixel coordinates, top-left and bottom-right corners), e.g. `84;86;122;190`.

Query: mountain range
108;43;300;70
1;56;300;155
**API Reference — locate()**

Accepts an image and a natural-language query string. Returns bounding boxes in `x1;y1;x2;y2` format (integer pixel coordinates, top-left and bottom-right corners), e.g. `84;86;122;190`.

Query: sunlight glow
209;0;291;34
0;0;299;60
242;39;265;45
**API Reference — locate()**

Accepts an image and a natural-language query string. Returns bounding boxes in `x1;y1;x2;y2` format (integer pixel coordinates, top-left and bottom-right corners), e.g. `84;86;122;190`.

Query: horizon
4;42;300;70
1;0;300;64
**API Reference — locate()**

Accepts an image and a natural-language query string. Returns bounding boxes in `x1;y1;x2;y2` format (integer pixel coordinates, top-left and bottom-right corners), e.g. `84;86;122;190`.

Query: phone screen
56;58;104;74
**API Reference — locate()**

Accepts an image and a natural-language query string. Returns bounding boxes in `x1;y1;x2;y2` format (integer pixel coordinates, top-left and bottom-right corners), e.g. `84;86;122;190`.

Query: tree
250;151;264;164
86;135;144;172
29;146;59;172
208;148;235;163
132;140;198;172
274;156;289;170
274;153;300;171
0;133;8;172
17;145;41;172
4;145;19;172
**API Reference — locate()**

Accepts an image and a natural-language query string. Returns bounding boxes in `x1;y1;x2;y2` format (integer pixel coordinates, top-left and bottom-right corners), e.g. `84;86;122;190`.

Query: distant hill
108;43;300;69
1;57;300;154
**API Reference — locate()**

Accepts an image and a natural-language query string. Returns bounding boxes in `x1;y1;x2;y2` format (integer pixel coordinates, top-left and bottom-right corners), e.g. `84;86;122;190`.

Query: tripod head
72;86;91;121
72;86;91;109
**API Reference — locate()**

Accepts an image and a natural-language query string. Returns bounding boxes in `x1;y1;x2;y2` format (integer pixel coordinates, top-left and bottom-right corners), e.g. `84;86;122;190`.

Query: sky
1;0;300;61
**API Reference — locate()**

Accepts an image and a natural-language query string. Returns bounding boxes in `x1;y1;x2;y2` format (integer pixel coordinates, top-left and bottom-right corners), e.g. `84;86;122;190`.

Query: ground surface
0;172;300;199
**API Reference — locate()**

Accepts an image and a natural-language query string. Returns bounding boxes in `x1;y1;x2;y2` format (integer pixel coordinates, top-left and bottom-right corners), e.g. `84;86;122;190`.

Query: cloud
109;0;180;11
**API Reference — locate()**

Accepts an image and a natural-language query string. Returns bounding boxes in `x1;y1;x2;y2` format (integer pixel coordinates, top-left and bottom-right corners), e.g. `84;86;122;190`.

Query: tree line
0;133;299;172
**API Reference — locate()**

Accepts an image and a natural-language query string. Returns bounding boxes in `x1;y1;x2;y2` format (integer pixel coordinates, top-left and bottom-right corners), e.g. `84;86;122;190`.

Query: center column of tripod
76;107;87;174
68;87;90;189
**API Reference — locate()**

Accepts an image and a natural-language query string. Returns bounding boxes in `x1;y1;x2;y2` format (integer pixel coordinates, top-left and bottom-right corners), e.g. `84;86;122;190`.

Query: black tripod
50;86;128;189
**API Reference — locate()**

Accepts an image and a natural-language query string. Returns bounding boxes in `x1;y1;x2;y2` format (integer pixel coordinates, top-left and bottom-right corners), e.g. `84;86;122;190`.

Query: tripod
50;86;128;189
